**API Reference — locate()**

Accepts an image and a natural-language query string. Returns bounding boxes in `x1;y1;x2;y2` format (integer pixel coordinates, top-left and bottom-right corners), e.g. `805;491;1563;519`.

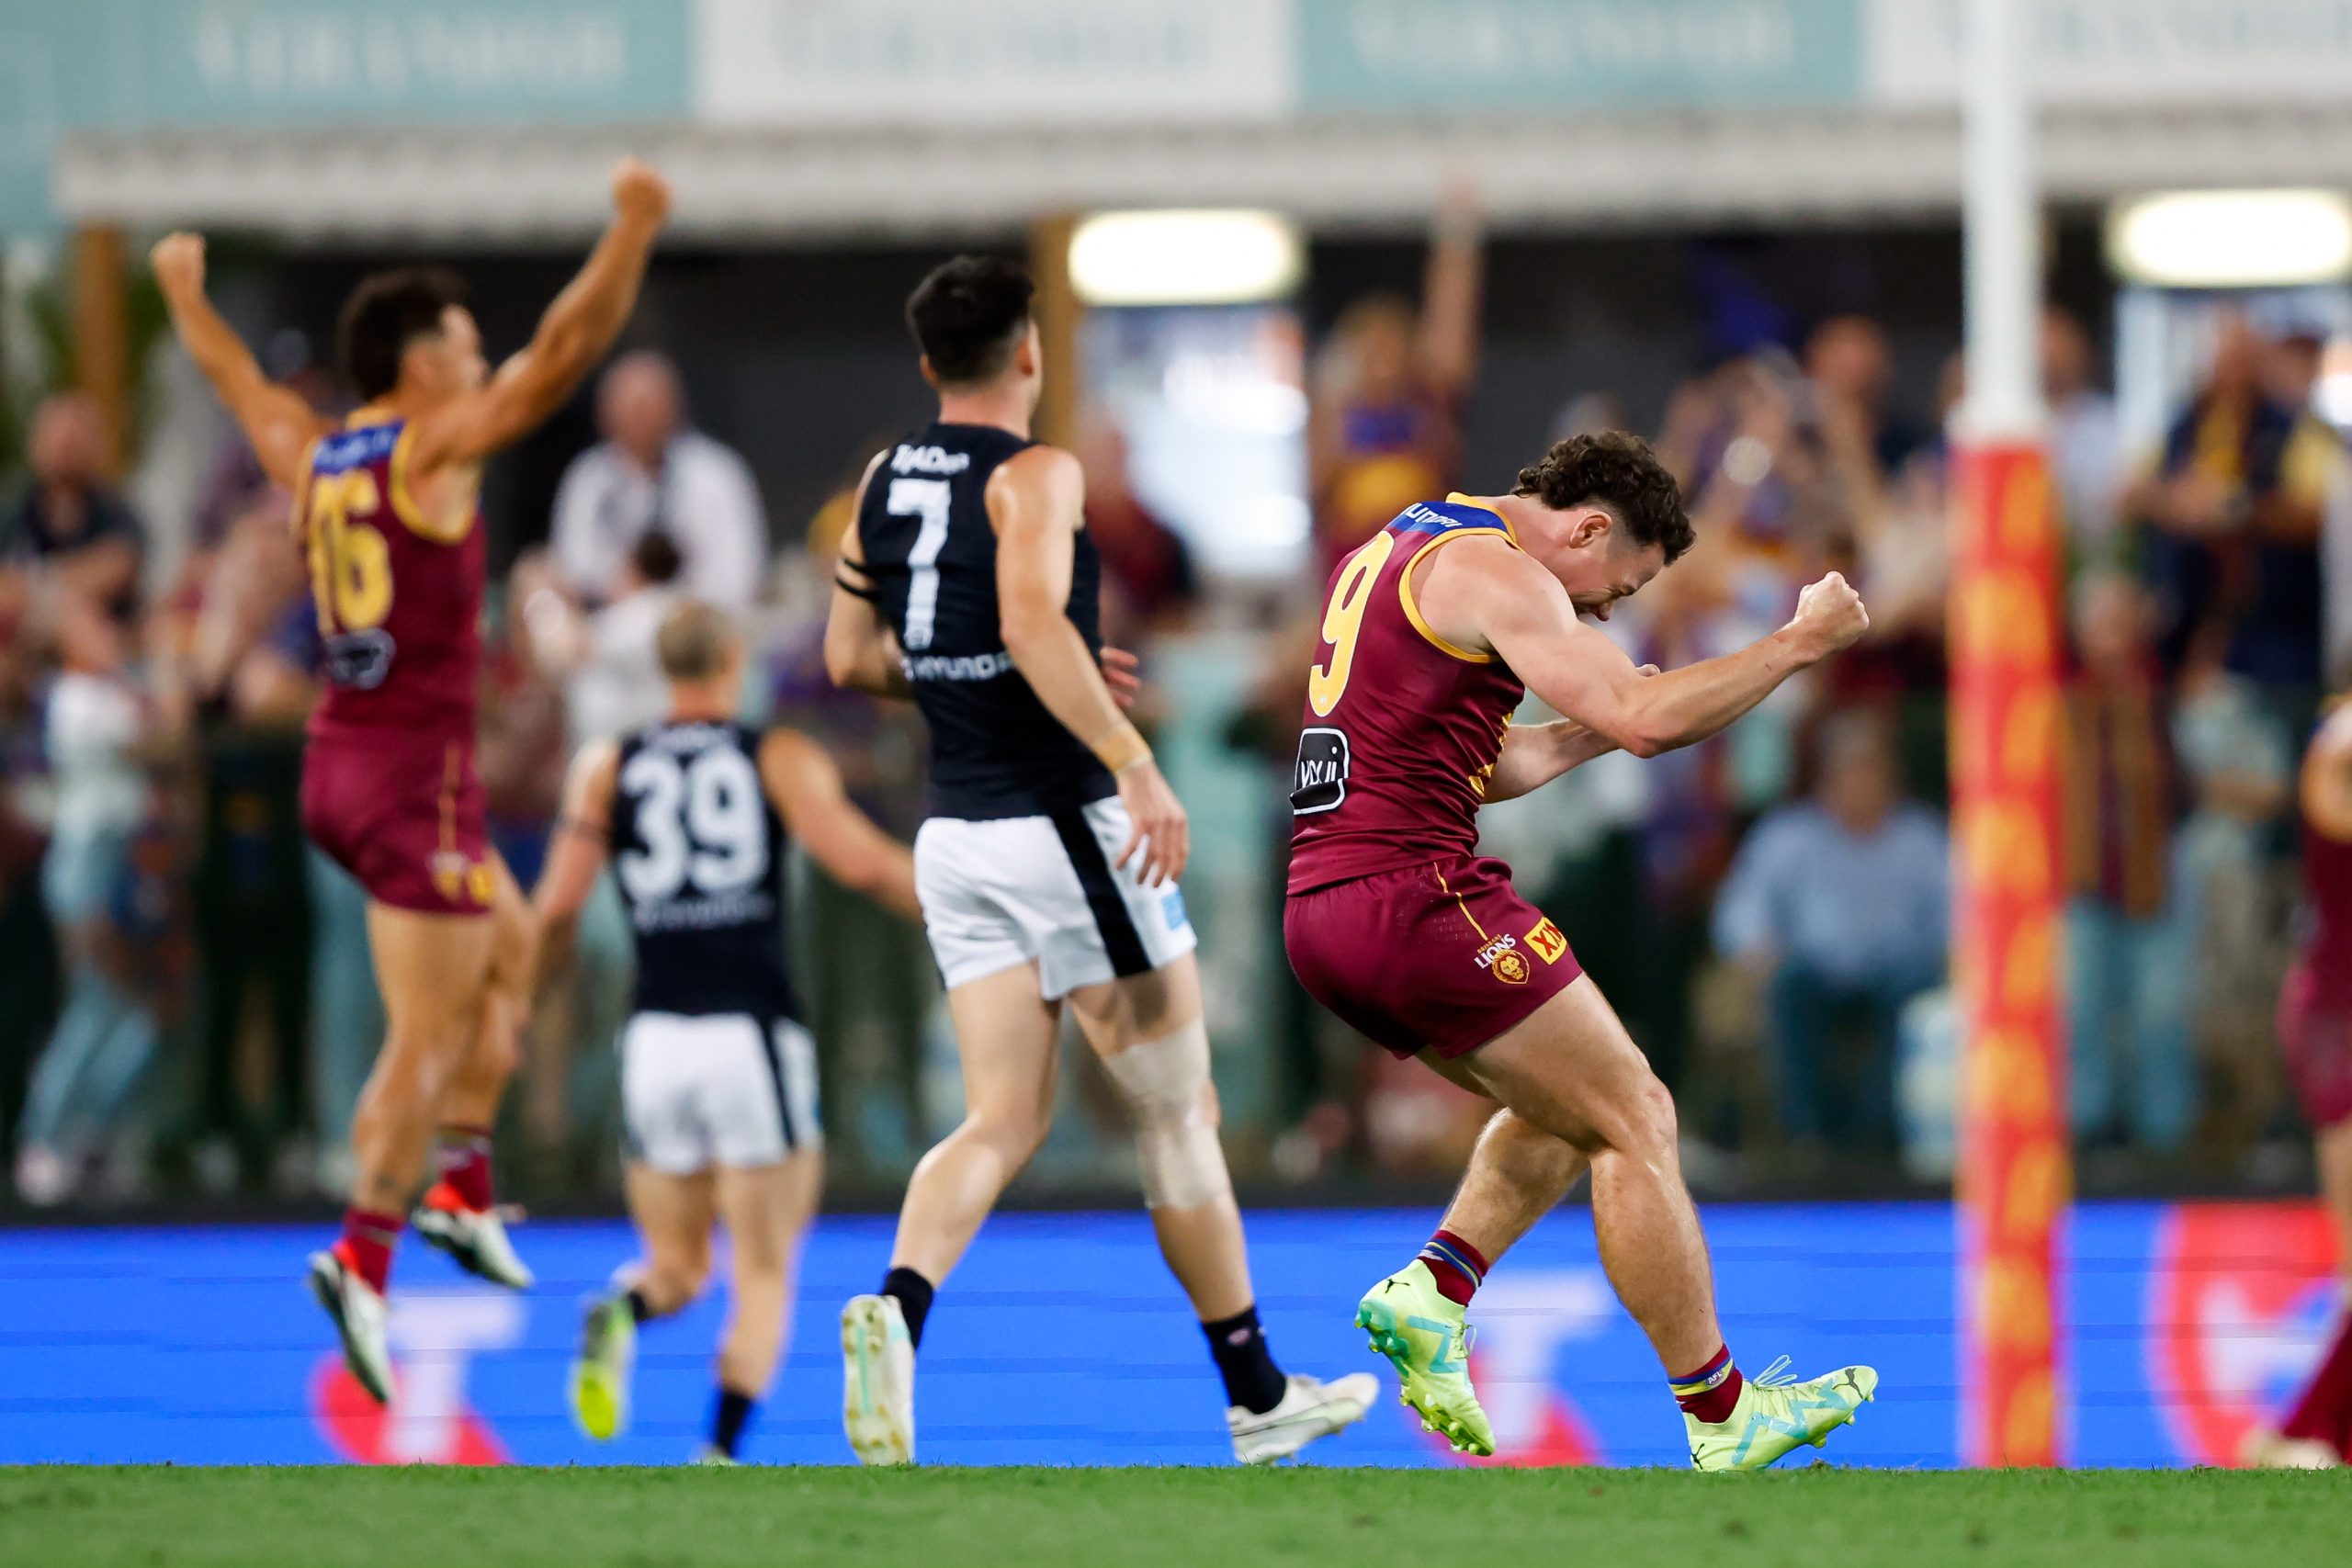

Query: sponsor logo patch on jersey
890;443;972;476
1526;919;1568;964
1476;933;1529;985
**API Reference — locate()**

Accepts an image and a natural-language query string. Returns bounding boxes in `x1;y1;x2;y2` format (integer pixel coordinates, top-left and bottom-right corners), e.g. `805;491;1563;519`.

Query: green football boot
1686;1357;1877;1471
1354;1261;1495;1457
568;1292;637;1441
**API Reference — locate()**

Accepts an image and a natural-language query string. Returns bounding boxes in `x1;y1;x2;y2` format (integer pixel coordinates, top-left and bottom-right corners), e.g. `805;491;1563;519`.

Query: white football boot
1229;1371;1380;1464
307;1247;394;1405
842;1294;916;1465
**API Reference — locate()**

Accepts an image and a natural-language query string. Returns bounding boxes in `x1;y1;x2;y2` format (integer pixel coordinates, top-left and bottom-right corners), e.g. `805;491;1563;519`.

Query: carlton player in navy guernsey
535;601;921;1463
824;257;1373;1464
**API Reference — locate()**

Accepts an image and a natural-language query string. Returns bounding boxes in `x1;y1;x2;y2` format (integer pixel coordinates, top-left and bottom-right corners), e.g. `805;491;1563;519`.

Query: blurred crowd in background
3;208;2349;1213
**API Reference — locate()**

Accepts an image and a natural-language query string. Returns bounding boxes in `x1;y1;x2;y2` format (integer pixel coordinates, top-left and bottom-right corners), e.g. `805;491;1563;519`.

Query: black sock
882;1266;935;1351
710;1386;756;1458
1203;1305;1287;1416
624;1288;653;1324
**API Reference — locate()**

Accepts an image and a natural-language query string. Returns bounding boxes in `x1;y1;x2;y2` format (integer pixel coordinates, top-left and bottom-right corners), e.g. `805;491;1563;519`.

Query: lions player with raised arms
537;600;921;1463
825;257;1374;1465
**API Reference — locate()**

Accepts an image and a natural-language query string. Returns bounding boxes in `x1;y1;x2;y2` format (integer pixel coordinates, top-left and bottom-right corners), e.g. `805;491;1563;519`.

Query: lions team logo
1525;919;1567;964
1476;934;1529;985
432;852;495;908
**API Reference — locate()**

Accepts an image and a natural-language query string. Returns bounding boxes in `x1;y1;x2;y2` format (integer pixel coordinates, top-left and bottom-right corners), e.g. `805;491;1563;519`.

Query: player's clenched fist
150;232;206;299
611;158;673;229
1787;570;1869;660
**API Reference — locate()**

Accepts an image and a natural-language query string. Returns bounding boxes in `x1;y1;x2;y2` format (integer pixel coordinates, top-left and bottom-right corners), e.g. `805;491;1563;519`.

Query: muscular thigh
482;853;537;1004
1442;975;1660;1153
944;963;1062;1127
367;902;494;1041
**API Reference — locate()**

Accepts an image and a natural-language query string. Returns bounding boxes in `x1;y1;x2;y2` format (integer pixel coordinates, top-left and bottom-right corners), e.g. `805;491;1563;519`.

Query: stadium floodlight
2107;189;2352;288
1069;210;1303;307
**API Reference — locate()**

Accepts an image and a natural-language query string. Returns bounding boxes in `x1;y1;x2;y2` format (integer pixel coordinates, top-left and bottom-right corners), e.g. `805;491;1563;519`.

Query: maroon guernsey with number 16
294;411;495;914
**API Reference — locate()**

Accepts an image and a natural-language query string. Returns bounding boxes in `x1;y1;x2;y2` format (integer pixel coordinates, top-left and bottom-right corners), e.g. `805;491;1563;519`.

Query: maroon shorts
301;728;494;917
2278;961;2352;1130
1284;855;1583;1060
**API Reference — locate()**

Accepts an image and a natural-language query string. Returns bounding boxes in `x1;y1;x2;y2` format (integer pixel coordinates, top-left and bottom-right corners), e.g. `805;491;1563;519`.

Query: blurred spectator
2042;308;2125;555
523;534;685;747
14;604;172;1203
2171;651;2297;1140
1654;355;1843;614
2128;314;2332;695
1307;186;1482;566
1;394;146;622
1713;715;1948;1152
2063;574;2191;1153
1076;420;1198;645
550;351;768;608
1805;314;1927;479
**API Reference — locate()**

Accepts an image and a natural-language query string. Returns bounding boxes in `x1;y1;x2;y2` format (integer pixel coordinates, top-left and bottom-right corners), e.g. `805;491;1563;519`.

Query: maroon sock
337;1208;403;1295
1416;1230;1490;1307
434;1124;495;1211
2279;1312;2352;1456
1671;1345;1745;1425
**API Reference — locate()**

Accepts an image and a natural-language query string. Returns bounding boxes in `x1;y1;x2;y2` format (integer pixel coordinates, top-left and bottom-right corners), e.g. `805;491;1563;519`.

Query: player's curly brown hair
1513;432;1695;564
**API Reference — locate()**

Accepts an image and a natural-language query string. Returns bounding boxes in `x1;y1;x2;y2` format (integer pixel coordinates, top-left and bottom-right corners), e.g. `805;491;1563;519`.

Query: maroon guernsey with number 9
1283;494;1583;1061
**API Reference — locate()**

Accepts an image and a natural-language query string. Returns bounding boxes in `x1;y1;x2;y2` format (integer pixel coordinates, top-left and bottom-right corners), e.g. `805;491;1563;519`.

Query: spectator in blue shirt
1713;714;1949;1152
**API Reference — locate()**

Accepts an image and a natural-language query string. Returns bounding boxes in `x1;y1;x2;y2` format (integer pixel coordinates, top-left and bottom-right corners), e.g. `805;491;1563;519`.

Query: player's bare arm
408;158;673;474
151;233;334;491
530;739;621;994
989;445;1187;885
824;452;915;699
828;452;1145;706
1483;717;1619;803
2303;705;2352;842
757;728;922;921
1421;537;1867;758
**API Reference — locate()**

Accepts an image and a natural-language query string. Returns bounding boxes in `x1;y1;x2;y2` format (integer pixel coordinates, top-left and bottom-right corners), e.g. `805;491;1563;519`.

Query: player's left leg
701;1147;824;1462
413;856;537;1288
843;963;1061;1466
1433;976;1873;1469
2261;1112;2352;1465
2248;984;2352;1466
1065;953;1375;1464
572;1161;717;1443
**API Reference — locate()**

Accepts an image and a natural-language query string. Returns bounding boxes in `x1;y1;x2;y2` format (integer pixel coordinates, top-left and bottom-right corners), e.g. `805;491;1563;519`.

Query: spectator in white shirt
2043;308;2124;558
549;351;768;609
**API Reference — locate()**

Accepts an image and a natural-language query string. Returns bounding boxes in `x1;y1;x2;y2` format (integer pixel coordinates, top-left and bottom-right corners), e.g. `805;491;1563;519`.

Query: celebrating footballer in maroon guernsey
1284;494;1582;1059
295;414;495;915
1283;438;1878;1470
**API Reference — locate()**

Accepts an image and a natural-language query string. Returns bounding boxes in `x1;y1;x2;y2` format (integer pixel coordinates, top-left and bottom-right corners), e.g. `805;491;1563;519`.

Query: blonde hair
655;599;739;682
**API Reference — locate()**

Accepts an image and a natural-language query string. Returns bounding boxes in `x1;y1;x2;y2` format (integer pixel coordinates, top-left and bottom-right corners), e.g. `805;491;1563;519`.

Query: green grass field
4;1466;2348;1568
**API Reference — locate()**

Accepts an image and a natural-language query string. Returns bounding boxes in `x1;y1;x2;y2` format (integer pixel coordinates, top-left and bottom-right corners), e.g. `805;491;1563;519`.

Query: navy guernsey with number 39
855;422;1114;820
608;719;797;1021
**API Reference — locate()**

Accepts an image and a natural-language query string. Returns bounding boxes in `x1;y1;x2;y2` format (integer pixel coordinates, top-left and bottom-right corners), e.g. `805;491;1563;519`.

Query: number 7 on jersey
889;478;954;651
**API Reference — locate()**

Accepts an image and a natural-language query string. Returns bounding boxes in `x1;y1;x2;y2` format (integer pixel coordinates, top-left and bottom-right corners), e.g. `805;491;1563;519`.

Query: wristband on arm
1089;720;1152;776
